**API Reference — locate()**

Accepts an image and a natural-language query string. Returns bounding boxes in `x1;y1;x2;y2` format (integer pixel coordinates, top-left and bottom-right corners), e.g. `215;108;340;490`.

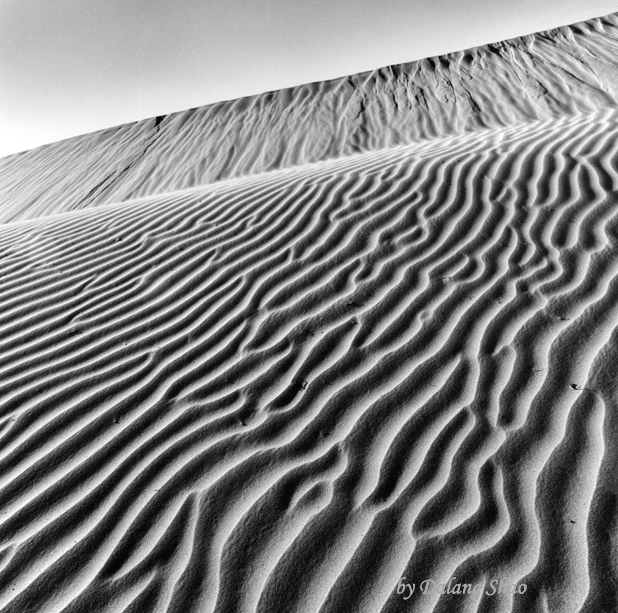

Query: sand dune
1;10;618;613
4;13;618;224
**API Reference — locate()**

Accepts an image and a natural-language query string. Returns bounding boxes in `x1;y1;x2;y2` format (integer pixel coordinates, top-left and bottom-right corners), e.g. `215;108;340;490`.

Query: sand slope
3;14;618;223
1;11;618;613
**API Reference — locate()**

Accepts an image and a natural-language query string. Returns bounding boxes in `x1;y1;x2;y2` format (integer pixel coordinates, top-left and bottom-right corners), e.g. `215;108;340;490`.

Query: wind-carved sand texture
1;11;618;613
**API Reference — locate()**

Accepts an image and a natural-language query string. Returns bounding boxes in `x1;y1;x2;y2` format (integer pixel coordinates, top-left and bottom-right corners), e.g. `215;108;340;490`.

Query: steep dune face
2;13;618;223
1;11;618;613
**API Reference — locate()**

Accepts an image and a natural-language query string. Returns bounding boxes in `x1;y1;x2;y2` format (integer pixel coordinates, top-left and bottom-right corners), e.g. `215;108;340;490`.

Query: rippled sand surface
0;12;618;613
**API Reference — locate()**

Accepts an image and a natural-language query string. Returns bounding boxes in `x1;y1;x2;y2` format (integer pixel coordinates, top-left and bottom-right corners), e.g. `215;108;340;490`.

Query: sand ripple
0;101;616;611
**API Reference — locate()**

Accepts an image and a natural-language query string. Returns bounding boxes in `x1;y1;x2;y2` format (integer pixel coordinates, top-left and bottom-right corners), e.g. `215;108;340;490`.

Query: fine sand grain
0;11;618;613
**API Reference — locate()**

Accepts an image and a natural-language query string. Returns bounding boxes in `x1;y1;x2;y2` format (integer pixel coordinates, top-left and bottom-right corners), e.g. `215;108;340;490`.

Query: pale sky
1;0;617;158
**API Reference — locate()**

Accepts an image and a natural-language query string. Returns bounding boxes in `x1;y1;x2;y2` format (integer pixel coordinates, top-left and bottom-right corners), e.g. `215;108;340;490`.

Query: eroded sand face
0;12;618;613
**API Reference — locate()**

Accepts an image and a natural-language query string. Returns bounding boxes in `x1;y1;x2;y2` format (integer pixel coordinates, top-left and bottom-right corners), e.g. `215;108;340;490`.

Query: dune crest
2;13;618;223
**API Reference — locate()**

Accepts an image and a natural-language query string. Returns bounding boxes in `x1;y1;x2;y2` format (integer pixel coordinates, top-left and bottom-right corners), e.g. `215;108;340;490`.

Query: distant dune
0;11;618;613
3;12;618;223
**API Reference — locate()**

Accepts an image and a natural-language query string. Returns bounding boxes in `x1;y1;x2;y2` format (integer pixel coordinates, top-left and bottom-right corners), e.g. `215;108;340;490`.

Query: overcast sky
1;0;617;158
